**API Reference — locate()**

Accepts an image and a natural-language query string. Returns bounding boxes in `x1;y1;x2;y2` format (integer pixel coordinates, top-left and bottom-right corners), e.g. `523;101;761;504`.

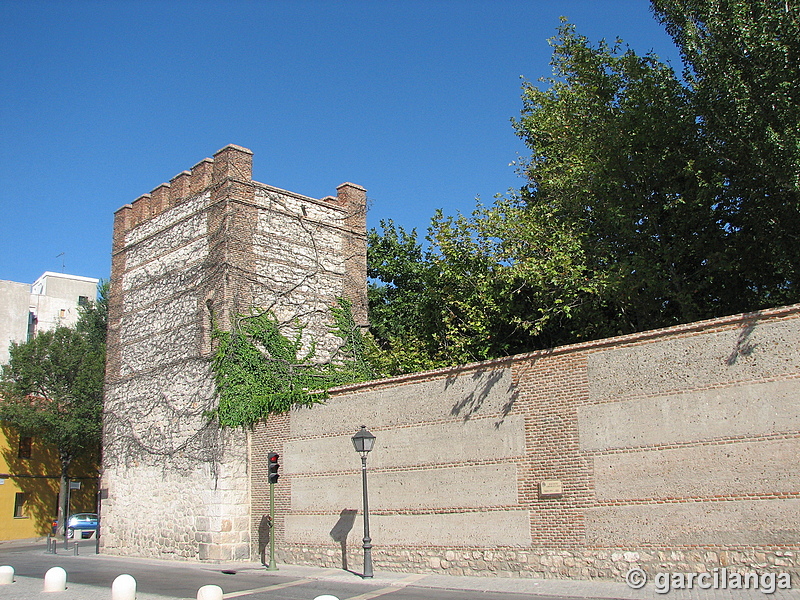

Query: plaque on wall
539;480;563;497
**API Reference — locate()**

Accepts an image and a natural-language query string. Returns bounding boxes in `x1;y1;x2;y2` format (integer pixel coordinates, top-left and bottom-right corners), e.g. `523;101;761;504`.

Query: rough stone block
585;499;800;546
285;414;525;474
579;379;800;451
291;463;519;511
588;318;800;400
594;438;800;500
290;368;516;438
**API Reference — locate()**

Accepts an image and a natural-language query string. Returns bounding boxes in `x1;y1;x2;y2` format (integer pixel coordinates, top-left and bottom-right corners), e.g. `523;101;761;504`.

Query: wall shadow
449;369;504;420
0;424;59;536
726;312;761;365
329;509;358;570
448;368;520;425
0;425;100;539
257;514;271;565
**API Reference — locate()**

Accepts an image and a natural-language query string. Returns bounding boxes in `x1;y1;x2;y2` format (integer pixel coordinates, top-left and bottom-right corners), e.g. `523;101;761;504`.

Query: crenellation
130;193;152;228
336;181;366;201
336;182;368;326
169;170;192;205
112;204;133;251
149;182;171;216
190;157;214;195
212;144;253;183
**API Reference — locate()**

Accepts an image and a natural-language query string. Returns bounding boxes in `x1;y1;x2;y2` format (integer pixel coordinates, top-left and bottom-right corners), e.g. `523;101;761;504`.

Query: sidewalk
0;545;797;600
243;563;800;600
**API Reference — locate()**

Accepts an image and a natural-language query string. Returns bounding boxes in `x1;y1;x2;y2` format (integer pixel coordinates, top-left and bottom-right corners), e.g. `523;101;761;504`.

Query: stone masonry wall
102;145;367;561
251;304;800;581
101;143;798;580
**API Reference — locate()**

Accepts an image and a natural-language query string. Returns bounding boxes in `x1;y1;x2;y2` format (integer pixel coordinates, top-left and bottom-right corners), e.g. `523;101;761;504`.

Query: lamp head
351;425;376;455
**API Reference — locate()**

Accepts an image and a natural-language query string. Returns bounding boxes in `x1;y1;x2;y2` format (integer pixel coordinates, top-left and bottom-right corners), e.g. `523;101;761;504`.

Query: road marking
343;573;430;600
223;579;308;598
222;569;340;599
389;573;428;587
221;570;428;600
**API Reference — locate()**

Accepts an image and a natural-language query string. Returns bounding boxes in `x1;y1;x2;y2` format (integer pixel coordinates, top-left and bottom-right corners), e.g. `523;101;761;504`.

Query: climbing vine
209;297;375;428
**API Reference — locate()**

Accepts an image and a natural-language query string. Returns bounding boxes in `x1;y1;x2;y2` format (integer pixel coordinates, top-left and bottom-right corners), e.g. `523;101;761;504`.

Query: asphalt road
0;540;575;600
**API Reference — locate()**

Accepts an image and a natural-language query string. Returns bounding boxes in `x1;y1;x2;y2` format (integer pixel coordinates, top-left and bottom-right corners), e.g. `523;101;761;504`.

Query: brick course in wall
251;304;800;581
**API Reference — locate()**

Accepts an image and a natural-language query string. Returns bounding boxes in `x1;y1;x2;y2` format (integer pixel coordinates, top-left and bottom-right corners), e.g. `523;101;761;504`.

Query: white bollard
0;566;13;585
197;584;224;600
43;566;67;592
313;596;341;600
111;574;137;600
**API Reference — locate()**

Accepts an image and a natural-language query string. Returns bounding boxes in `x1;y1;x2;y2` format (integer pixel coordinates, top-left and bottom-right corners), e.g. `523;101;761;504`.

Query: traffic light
268;452;280;484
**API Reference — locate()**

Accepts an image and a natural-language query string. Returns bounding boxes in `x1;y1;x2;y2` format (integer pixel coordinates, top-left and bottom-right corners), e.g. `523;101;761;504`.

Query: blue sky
0;0;682;287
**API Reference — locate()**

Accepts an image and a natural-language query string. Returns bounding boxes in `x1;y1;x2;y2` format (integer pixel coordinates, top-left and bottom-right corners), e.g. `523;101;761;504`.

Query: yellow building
0;424;98;541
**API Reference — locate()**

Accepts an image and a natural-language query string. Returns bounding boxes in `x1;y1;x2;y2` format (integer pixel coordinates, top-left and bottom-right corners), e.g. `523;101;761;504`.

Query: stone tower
101;145;367;560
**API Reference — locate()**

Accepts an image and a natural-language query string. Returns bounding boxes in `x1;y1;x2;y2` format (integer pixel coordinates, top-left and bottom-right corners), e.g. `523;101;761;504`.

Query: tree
652;0;800;308
369;22;725;369
0;283;107;535
368;209;601;371
368;217;513;372
511;19;738;333
369;9;800;373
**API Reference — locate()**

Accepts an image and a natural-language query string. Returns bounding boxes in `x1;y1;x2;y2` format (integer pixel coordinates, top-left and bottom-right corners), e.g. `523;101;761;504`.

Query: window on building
78;295;89;307
18;436;32;459
13;493;26;518
27;311;37;341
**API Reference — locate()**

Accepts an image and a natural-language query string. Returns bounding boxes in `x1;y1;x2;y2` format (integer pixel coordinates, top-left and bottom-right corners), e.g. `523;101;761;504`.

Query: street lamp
351;425;375;578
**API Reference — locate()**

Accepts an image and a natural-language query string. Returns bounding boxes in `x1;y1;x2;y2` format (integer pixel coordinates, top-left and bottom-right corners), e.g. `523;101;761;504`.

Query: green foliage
0;326;104;459
76;279;109;347
369;8;800;373
368;210;602;372
329;297;375;381
0;285;106;535
0;286;106;463
512;20;727;332
652;0;800;307
367;221;442;373
209;298;375;429
368;22;712;368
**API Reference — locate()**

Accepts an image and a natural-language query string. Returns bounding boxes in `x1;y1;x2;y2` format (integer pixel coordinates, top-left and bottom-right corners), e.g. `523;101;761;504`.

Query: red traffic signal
268;452;280;483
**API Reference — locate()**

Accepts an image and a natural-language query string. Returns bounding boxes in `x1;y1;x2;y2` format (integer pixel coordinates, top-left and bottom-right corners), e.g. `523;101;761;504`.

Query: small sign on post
69;481;81;490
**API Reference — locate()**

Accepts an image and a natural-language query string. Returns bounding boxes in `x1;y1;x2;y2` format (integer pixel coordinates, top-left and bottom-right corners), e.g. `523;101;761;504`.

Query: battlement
114;144;252;234
113;144;365;239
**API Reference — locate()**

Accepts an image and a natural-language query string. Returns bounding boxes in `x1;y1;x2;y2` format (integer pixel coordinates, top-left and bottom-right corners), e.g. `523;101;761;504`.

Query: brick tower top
113;144;366;240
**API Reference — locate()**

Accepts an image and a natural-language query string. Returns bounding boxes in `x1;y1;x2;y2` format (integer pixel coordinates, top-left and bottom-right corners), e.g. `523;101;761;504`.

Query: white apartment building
0;272;99;365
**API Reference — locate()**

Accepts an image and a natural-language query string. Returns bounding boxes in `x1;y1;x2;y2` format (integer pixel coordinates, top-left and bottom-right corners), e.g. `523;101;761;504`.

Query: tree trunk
57;454;71;537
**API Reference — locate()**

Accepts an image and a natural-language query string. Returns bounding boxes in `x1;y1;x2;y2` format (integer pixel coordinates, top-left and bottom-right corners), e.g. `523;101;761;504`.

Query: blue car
67;513;98;538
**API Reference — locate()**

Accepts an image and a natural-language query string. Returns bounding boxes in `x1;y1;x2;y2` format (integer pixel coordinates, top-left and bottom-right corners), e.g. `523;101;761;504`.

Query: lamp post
351;425;375;578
